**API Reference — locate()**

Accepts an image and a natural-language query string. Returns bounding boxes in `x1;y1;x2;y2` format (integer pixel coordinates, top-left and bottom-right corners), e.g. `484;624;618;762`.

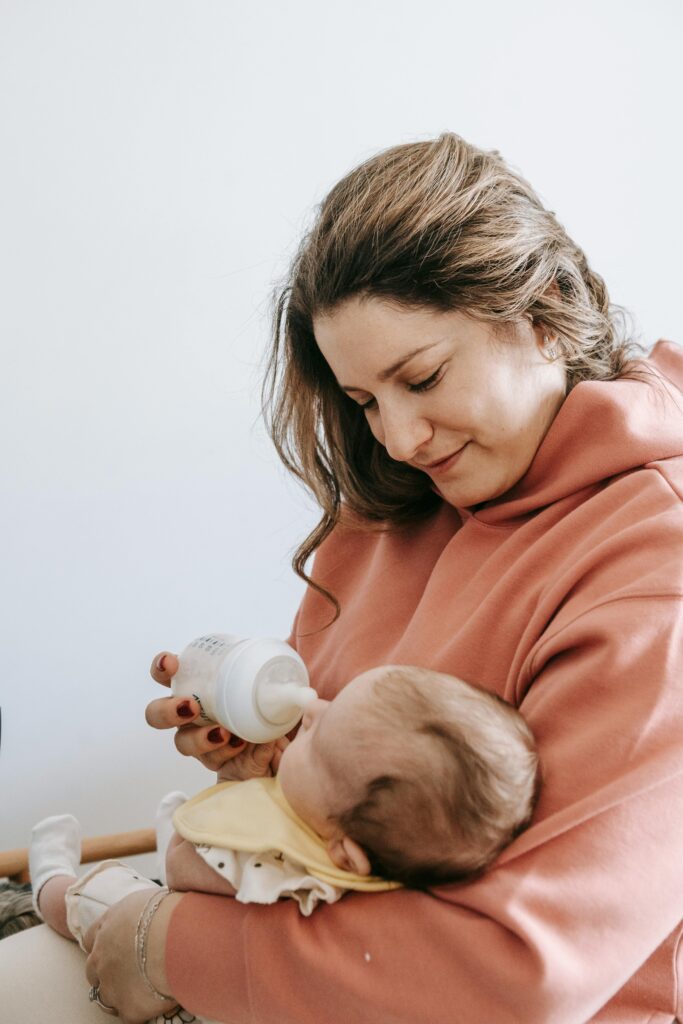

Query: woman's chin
432;474;510;511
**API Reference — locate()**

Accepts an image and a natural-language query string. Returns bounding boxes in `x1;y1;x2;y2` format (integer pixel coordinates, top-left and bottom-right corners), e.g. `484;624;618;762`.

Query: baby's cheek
277;747;298;798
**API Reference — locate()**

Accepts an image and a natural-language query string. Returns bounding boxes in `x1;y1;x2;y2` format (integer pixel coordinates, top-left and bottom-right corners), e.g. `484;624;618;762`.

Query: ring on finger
88;984;118;1016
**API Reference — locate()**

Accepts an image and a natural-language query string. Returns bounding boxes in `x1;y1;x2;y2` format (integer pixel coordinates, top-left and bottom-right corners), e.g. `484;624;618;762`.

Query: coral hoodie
167;341;683;1024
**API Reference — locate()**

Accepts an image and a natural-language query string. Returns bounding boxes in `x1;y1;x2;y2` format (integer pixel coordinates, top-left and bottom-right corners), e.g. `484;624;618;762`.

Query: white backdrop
1;0;681;875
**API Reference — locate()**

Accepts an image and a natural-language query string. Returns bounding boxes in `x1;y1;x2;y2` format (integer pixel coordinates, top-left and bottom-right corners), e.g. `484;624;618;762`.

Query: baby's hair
335;666;540;889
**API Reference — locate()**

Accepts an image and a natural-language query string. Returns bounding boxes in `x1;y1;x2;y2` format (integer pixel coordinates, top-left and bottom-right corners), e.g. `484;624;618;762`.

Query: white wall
2;0;681;874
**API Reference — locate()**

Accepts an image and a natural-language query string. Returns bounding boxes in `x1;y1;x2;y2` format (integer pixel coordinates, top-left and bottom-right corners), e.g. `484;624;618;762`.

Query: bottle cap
215;638;312;743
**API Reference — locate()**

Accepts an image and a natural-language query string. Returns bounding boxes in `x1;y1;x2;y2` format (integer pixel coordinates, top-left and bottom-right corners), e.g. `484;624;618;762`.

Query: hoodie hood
469;340;683;526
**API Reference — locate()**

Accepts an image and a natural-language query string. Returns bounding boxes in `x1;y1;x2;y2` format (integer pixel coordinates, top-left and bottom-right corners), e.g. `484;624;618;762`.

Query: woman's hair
334;666;540;889
262;132;646;618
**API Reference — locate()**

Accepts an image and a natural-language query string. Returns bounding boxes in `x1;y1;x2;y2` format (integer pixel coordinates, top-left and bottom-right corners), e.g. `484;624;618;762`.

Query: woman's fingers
146;647;252;770
145;697;247;759
149;651;179;687
173;723;245;760
145;695;201;729
146;647;197;729
83;917;101;961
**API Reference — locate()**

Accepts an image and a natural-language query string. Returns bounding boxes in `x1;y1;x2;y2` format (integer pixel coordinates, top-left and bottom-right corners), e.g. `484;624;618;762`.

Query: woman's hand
146;651;289;779
83;888;183;1024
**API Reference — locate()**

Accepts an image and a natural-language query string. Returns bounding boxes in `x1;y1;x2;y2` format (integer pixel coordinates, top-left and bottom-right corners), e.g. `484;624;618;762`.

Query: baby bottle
170;633;317;743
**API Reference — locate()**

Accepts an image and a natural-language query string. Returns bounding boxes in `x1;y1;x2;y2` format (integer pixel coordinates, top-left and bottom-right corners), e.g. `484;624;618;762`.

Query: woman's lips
421;444;469;476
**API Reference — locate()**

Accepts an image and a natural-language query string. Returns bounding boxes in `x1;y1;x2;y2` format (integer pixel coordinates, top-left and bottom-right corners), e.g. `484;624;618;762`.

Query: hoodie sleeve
166;589;683;1024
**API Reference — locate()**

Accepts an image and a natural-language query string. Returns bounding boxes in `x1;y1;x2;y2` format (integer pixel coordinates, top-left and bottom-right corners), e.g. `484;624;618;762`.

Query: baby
30;664;539;947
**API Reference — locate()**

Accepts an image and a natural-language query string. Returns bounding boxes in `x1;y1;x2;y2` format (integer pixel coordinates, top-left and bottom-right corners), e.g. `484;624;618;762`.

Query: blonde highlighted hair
263;132;646;618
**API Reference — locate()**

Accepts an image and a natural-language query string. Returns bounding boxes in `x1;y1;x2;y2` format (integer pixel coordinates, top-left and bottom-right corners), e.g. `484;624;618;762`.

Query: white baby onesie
193;843;343;915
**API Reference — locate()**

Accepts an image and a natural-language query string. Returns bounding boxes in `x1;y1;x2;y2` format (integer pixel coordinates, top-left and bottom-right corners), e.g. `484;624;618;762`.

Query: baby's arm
165;831;236;896
165;736;290;895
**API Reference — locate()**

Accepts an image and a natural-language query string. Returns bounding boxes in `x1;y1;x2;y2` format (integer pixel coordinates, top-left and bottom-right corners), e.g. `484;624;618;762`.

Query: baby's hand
217;736;290;782
271;736;289;774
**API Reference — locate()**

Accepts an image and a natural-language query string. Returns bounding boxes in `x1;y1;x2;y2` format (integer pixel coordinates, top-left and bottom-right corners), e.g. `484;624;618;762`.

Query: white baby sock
155;790;188;884
29;813;82;918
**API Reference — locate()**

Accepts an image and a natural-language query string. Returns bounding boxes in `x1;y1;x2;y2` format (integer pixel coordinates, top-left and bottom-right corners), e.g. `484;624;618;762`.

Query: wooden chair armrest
0;828;157;884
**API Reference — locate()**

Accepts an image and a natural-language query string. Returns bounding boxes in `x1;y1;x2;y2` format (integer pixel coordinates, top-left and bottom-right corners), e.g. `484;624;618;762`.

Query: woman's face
313;296;567;508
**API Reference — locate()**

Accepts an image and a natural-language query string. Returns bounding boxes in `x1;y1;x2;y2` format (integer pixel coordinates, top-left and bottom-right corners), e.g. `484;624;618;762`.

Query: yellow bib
173;776;399;892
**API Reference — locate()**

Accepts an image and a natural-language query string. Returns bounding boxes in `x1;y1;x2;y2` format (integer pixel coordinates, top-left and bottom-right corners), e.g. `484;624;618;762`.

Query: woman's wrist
144;890;184;1000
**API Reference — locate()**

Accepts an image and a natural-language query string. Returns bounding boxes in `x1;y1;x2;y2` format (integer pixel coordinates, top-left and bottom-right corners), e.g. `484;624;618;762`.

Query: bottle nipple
282;684;318;708
256;681;317;724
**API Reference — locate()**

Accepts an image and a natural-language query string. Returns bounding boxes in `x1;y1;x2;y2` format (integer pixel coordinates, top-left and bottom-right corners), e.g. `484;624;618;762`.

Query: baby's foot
29;813;81;919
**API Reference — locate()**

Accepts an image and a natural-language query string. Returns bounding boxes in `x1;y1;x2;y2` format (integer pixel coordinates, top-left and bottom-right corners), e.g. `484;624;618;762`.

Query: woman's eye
409;366;444;393
354;365;444;411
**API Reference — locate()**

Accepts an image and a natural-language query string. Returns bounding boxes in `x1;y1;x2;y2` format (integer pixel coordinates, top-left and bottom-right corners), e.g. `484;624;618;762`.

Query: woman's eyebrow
340;341;442;392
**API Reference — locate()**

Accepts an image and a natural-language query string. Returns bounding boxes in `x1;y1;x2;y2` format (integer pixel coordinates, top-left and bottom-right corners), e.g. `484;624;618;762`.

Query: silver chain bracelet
135;886;174;1002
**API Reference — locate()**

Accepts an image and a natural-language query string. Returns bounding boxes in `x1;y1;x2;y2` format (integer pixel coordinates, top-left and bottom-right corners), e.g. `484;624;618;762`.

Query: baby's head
277;665;539;888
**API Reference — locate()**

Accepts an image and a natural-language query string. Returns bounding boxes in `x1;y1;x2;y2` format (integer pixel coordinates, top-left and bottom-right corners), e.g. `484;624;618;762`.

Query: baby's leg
64;860;159;949
37;876;74;939
165;831;236;896
29;814;82;939
29;813;159;948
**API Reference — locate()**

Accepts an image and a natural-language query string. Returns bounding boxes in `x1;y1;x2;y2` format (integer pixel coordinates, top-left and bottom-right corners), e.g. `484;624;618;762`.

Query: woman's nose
377;405;433;462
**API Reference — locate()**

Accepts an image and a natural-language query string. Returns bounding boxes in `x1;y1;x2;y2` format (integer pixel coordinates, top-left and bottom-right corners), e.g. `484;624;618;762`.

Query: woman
4;133;683;1023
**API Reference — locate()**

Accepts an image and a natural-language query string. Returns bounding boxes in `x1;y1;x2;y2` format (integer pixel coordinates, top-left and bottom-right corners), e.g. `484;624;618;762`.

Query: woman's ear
326;835;372;876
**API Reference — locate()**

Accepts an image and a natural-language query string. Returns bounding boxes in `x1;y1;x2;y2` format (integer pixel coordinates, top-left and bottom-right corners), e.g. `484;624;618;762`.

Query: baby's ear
326;835;372;876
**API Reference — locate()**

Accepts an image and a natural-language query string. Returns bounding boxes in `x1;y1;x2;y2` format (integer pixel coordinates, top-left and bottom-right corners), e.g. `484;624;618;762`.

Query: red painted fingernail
157;655;167;672
208;728;224;744
177;701;193;719
228;734;246;748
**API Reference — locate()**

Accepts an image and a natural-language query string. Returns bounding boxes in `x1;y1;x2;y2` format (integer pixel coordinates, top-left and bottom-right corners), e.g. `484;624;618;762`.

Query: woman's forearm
164;597;683;1024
